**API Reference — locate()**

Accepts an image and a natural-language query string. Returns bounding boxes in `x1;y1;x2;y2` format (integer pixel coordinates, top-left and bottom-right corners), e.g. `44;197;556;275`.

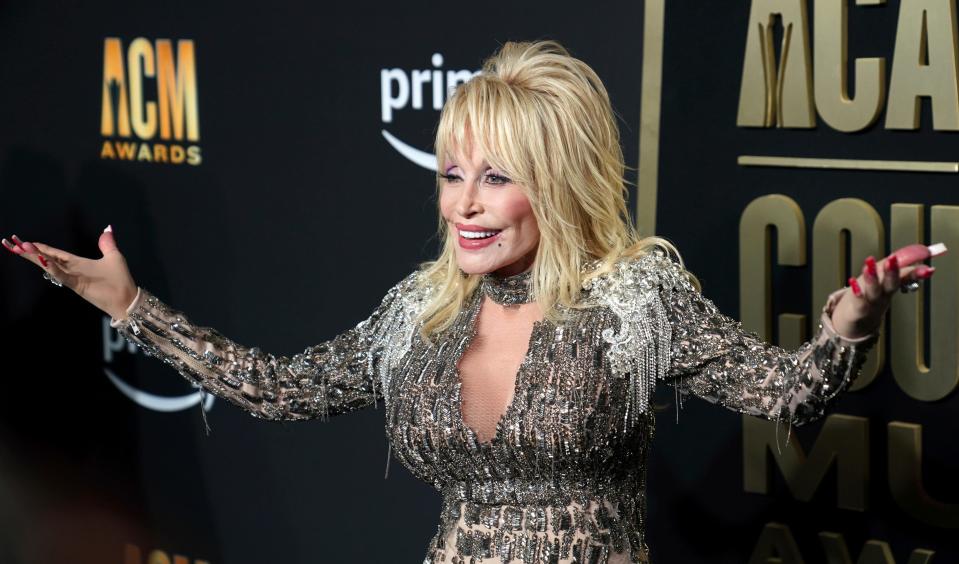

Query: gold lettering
115;141;137;160
739;195;807;345
738;0;815;128
136;143;153;162
186;145;202;165
885;0;959;129
890;204;959;400
813;0;886;132
811;198;884;390
748;522;806;564
101;38;131;137
819;532;935;563
147;551;171;564
153;143;169;163
743;414;869;510
100;140;117;159
888;421;959;527
128;38;157;139
156;39;200;141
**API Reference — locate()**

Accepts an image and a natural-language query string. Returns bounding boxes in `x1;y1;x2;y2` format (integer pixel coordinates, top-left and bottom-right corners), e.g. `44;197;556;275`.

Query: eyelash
439;172;512;185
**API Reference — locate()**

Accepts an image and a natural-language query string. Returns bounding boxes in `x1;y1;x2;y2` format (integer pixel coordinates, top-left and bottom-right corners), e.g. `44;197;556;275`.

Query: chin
455;257;503;276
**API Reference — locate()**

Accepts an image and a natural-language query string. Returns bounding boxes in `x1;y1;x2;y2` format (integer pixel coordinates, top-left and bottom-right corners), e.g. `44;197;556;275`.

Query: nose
454;181;482;218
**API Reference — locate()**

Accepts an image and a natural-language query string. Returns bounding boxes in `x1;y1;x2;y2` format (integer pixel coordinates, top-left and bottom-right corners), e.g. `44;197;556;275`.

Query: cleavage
457;296;543;444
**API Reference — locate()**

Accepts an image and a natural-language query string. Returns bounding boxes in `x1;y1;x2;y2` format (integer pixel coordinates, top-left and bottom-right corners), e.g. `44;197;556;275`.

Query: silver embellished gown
110;250;877;564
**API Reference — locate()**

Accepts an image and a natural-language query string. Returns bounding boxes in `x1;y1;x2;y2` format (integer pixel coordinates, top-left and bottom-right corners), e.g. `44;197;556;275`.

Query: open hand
3;227;139;320
830;243;944;339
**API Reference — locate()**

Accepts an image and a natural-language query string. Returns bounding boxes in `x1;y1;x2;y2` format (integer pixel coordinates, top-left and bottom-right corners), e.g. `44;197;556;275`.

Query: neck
480;269;533;306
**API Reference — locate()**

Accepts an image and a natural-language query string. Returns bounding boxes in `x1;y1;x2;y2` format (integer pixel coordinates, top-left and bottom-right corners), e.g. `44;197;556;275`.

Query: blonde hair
416;40;690;341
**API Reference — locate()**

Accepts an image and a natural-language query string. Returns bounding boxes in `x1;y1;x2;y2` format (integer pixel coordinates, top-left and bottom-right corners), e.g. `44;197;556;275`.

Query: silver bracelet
42;270;63;287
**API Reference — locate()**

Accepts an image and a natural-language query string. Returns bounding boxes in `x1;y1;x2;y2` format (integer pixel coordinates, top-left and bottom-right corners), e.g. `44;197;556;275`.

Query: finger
848;276;863;298
98;225;118;256
899;264;933;284
10;234;28;253
31;241;76;264
887;243;931;269
6;235;44;268
2;238;24;255
861;257;882;302
913;265;936;280
882;253;901;293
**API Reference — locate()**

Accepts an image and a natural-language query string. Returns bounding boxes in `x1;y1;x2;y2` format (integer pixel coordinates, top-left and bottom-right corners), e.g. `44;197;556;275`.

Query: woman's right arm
3;227;425;422
110;272;422;421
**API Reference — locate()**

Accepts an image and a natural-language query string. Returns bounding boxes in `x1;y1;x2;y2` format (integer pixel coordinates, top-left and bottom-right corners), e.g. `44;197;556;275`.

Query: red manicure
865;256;877;278
848;277;863;297
916;266;936;279
887;254;899;271
37;254;48;267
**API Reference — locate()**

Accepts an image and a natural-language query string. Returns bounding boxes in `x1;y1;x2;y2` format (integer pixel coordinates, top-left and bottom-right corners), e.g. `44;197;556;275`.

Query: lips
457;229;503;250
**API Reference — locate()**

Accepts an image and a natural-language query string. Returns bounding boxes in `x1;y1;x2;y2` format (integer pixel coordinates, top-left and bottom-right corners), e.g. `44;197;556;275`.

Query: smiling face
439;142;540;278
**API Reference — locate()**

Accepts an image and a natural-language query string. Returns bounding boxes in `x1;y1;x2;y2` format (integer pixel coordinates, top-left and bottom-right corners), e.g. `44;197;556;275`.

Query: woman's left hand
829;243;943;339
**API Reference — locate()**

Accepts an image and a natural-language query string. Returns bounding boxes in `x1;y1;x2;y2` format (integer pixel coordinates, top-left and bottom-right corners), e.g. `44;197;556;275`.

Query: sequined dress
110;250;878;564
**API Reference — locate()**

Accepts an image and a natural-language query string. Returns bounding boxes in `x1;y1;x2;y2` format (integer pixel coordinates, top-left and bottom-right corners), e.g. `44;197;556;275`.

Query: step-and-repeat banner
0;1;955;563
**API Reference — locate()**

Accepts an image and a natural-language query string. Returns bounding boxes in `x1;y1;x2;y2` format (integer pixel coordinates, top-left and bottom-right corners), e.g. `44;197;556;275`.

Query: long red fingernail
2;240;21;255
865;256;877;278
916;266;936;279
38;254;48;267
11;234;26;252
848;277;863;297
887;254;899;271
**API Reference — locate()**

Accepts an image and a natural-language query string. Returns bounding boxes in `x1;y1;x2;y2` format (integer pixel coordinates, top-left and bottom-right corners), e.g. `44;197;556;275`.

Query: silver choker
480;270;534;306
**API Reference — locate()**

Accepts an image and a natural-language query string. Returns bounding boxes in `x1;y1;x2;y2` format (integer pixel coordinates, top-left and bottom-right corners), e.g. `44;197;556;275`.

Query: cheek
503;195;535;227
501;194;539;241
438;189;456;219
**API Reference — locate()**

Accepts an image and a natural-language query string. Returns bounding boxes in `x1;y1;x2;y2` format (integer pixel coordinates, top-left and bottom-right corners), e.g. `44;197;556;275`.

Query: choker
480;270;534;306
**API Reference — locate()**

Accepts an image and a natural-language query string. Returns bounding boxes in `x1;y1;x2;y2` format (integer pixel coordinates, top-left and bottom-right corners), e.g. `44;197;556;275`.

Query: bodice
109;248;878;564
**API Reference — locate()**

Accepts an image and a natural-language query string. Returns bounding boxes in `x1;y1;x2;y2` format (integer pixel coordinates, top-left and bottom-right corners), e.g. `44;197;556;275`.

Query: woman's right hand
3;226;139;321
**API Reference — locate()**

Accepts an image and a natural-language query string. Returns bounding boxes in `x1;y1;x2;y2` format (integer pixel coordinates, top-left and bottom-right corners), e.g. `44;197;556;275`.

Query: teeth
459;230;499;239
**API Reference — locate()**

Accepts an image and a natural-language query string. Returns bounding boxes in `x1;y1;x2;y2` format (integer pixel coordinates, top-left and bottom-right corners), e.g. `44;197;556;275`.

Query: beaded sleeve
109;271;426;421
660;257;879;427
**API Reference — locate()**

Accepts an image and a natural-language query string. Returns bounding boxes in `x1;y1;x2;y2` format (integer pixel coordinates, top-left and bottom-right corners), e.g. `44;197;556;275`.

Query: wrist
828;288;881;340
109;286;140;321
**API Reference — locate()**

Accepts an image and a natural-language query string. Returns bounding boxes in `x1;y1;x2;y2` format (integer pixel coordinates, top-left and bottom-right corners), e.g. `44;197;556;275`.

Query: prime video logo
380;53;479;170
103;317;215;413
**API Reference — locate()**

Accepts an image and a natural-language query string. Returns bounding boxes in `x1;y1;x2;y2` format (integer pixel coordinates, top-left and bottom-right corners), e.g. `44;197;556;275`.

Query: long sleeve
661;261;879;427
109;271;425;421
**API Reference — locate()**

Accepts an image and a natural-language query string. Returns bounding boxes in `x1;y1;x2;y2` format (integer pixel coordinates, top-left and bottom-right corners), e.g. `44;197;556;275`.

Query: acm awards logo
100;37;202;166
380;53;478;170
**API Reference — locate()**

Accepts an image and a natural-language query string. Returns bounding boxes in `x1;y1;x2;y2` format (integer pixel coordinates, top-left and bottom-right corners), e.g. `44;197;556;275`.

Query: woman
3;41;942;563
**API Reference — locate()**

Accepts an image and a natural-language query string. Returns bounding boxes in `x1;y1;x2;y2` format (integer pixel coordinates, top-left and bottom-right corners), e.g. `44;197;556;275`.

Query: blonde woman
4;40;942;563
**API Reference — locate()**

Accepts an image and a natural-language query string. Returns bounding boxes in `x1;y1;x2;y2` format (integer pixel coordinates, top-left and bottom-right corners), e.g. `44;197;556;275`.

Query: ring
42;270;63;287
900;280;921;293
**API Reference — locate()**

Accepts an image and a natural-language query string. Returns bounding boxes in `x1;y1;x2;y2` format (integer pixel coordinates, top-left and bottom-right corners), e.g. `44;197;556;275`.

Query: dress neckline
454;289;546;448
480;269;533;306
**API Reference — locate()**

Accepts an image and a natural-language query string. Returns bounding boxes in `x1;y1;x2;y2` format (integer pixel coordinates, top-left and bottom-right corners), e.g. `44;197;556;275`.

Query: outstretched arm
110;272;423;421
656;242;941;426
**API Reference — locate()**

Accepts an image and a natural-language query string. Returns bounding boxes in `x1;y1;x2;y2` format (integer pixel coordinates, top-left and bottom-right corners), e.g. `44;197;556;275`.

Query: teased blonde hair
416;40;690;341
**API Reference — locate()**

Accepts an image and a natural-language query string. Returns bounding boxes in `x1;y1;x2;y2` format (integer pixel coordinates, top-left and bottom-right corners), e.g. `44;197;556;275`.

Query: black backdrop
1;1;956;563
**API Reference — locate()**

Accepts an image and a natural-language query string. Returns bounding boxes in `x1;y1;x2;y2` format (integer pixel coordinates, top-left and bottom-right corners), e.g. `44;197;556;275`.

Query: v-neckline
453;290;546;448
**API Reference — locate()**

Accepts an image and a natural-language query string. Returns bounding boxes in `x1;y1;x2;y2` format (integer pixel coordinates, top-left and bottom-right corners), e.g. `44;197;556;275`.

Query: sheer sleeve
660;259;879;427
109;271;424;422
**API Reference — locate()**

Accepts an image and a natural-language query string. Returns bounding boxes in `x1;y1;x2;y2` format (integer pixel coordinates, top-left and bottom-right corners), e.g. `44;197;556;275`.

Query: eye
438;172;462;182
484;173;512;185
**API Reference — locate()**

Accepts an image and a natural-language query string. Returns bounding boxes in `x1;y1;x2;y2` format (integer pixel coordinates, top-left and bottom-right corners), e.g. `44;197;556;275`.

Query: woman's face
439;143;540;277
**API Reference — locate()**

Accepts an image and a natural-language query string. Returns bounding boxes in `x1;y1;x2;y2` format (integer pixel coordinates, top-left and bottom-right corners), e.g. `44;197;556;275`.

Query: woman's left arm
662;244;938;427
